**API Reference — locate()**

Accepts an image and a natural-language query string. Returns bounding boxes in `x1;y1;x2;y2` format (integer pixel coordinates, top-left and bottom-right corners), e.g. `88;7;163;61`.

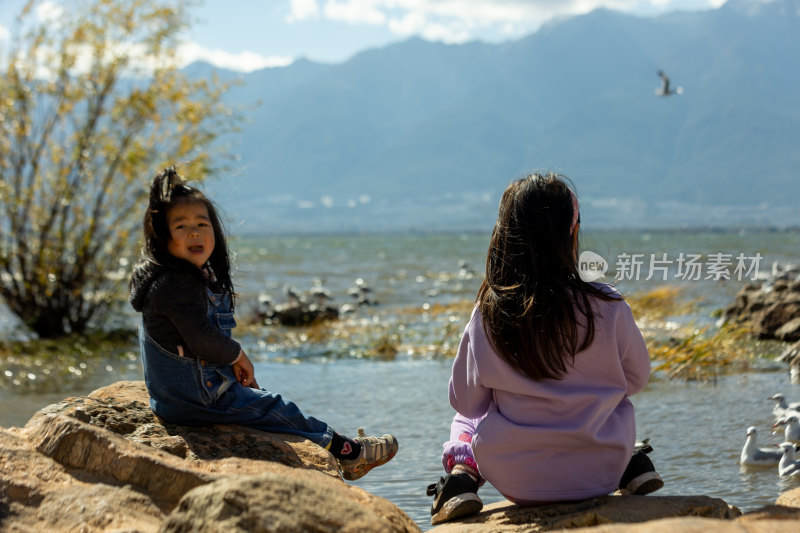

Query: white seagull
768;393;800;420
740;426;783;466
778;442;800;477
773;415;800;444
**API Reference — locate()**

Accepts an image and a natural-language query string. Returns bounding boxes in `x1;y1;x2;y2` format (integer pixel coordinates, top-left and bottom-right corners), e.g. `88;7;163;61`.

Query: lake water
2;229;800;530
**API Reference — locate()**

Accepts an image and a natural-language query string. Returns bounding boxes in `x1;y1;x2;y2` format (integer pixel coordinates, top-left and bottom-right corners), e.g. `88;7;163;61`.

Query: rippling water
2;230;800;530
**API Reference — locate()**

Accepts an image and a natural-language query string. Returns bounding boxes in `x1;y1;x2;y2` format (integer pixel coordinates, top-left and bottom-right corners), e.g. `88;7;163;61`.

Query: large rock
429;495;740;532
162;472;416;532
0;427;166;532
775;487;800;509
0;381;419;533
724;278;800;341
553;517;800;533
429;489;800;533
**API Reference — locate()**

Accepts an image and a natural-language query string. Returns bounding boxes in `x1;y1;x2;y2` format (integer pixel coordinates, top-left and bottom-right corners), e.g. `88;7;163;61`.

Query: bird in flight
656;70;683;96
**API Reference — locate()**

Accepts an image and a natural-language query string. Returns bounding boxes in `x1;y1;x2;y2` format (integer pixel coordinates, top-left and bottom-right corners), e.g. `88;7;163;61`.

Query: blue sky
0;0;730;72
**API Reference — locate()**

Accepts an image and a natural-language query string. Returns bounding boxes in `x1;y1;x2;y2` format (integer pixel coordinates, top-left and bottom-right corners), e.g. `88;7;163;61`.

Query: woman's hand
233;350;259;389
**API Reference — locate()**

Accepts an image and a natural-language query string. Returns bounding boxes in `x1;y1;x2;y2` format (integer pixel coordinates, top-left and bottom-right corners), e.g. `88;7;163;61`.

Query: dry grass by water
627;285;784;381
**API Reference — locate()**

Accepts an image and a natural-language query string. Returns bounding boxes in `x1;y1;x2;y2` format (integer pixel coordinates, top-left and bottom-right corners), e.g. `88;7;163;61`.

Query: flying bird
656;70;683;96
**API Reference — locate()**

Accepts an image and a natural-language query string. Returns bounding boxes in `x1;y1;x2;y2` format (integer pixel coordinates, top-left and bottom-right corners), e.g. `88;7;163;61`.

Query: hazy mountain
199;0;800;233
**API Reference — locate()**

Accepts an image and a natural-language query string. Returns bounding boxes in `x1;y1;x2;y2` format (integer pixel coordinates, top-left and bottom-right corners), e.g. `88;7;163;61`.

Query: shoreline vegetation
0;330;140;394
0;285;791;394
627;286;786;381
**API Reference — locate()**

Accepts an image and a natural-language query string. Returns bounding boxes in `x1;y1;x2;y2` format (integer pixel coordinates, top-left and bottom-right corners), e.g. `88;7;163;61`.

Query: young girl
129;167;398;481
427;173;662;525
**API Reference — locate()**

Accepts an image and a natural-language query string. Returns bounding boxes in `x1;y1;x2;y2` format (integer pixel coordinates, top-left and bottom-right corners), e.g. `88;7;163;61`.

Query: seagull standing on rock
741;426;783;466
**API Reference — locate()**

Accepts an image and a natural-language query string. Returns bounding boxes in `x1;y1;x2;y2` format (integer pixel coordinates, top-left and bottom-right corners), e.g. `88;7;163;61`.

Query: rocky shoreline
723;263;800;342
2;381;800;532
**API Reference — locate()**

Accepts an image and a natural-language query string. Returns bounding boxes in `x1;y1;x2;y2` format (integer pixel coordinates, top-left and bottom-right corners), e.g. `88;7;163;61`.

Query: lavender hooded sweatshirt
449;286;651;501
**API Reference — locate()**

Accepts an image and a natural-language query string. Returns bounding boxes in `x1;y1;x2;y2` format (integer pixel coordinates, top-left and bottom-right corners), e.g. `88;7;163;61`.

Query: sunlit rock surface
724;269;800;341
429;490;800;532
429;495;739;532
0;381;418;533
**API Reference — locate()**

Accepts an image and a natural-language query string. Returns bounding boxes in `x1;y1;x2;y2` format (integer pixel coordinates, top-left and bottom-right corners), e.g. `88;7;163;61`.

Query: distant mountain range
194;0;800;233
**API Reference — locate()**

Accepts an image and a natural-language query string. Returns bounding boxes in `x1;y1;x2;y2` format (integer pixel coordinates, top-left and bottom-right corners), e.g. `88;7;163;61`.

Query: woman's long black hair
476;172;619;380
133;166;235;307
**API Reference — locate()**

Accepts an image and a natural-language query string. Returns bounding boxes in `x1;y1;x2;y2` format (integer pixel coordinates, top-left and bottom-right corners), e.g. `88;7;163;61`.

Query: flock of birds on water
255;260;478;326
255;277;378;326
741;392;800;477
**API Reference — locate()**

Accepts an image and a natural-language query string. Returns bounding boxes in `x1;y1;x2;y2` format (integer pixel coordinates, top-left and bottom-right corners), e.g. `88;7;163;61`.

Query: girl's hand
233;350;259;389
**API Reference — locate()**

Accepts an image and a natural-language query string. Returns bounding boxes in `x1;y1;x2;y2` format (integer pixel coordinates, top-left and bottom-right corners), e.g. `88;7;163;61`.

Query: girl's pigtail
152;166;180;206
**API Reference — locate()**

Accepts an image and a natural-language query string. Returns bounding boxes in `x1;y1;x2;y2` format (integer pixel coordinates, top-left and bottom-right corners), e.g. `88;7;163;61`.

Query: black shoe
426;473;483;525
619;449;664;495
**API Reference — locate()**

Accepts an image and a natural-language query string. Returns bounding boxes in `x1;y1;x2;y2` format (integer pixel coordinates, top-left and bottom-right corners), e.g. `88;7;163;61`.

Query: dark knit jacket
129;262;241;365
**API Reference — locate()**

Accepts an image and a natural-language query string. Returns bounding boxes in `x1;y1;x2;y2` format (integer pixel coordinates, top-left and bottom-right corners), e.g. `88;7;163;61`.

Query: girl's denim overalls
139;288;334;447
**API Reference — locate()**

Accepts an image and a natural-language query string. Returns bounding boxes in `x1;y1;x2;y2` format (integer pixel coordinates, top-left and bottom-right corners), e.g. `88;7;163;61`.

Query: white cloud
387;12;426;36
313;0;723;43
409;0;554;22
392;0;554;42
419;21;472;43
287;0;321;22
3;0;291;75
16;39;291;79
4;0;727;73
324;0;388;25
644;0;724;8
313;1;581;43
10;39;155;82
178;42;293;73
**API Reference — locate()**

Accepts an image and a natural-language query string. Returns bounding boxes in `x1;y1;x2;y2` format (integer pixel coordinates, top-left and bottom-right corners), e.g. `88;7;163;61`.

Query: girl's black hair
137;166;235;306
476;172;619;381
